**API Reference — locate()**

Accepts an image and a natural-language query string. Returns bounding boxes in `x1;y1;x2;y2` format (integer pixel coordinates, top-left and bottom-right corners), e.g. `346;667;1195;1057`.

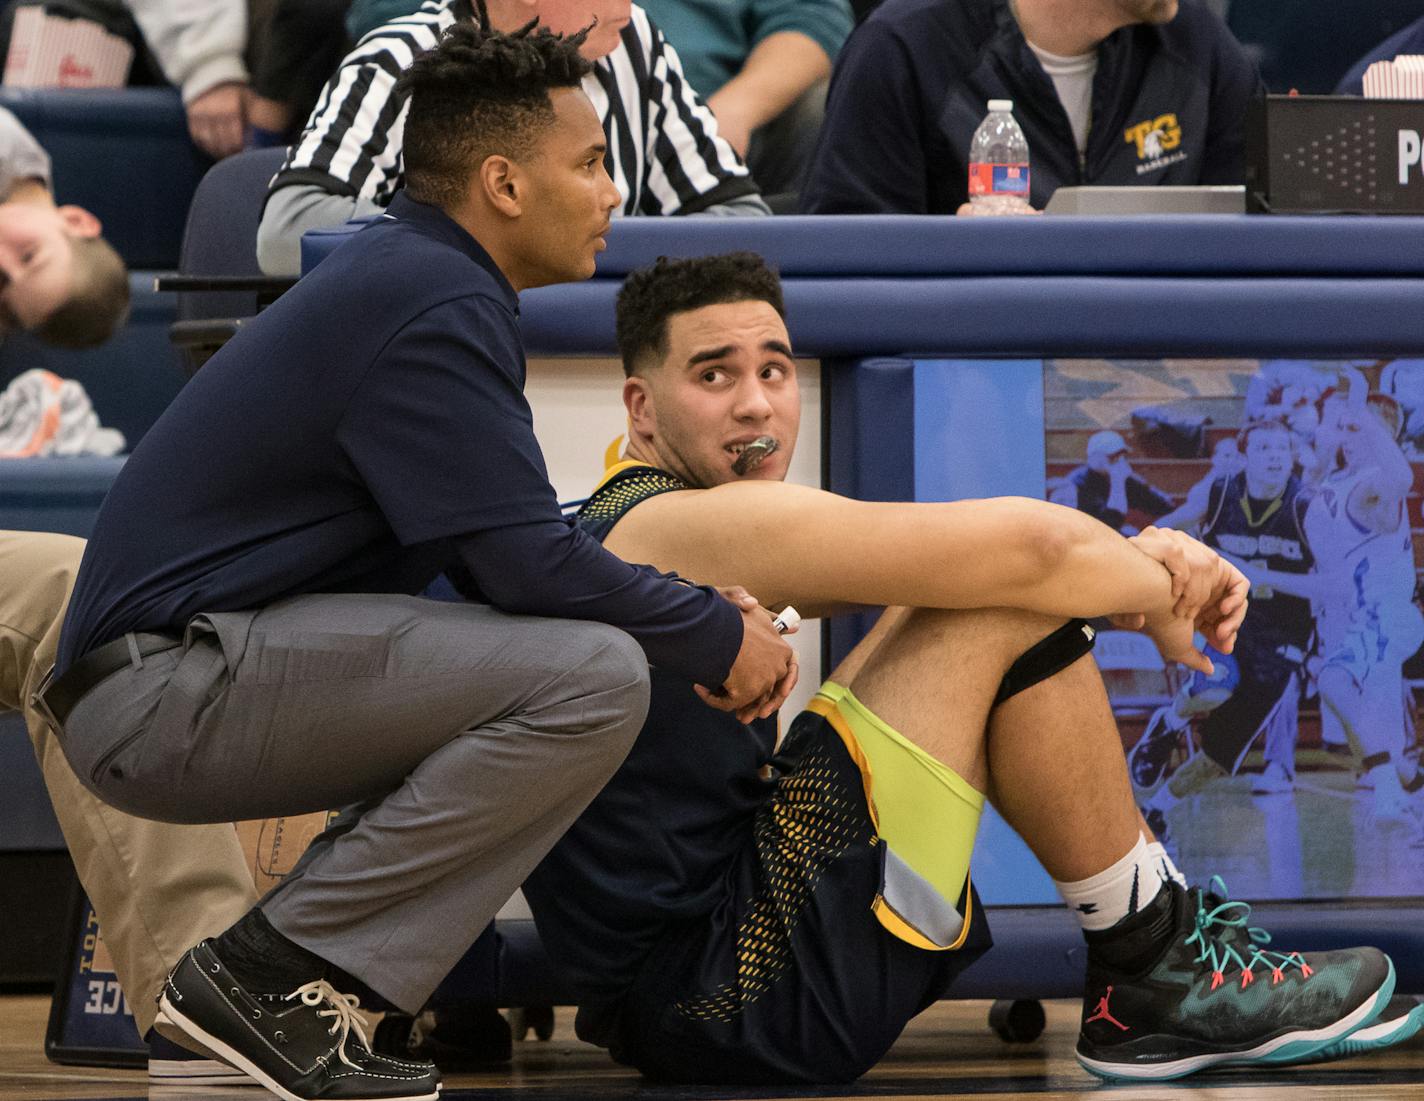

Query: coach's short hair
396;19;593;209
616;252;786;376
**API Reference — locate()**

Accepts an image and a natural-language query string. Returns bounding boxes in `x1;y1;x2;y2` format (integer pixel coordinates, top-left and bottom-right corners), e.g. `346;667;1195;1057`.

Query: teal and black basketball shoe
1076;880;1396;1080
1299;996;1424;1063
1184;878;1420;1067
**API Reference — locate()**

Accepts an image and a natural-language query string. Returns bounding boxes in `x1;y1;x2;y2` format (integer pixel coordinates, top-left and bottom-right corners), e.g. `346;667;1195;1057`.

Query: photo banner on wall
915;357;1424;904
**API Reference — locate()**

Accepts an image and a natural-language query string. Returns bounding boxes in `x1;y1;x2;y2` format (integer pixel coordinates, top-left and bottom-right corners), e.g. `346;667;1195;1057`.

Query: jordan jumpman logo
1086;986;1130;1031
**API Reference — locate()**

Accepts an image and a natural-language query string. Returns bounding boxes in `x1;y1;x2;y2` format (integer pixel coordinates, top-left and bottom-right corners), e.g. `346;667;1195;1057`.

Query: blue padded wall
0;88;209;269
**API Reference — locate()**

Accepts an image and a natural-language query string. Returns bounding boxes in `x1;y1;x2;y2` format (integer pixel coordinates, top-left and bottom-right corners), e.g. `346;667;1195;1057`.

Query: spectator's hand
247;92;293;138
706;89;754;158
187;82;248;160
695;598;798;723
955;200;1042;216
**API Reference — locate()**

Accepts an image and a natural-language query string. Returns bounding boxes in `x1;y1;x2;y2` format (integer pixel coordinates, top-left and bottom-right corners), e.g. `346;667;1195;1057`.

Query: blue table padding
0;88;210;269
304;216;1424;358
305;213;1424;278
521;276;1424;358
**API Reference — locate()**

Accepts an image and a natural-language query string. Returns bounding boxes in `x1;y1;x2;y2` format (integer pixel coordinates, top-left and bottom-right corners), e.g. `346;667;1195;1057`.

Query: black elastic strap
1404;771;1424;794
993;619;1097;707
1361;751;1392;771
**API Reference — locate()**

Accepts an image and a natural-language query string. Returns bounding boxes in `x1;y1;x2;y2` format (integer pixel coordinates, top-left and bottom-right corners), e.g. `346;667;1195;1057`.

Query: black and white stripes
271;0;758;215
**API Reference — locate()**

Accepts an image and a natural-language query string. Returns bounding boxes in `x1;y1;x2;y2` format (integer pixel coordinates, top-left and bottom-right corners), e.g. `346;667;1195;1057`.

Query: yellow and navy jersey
573;461;692;543
526;461;779;1037
1201;471;1314;649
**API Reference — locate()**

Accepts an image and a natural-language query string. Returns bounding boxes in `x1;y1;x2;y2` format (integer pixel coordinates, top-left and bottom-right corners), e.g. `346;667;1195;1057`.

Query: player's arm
1047;480;1078;508
1351;408;1414;524
603;480;1243;638
256;39;403;274
1155;473;1213;533
1235;562;1330;603
1129;474;1177;518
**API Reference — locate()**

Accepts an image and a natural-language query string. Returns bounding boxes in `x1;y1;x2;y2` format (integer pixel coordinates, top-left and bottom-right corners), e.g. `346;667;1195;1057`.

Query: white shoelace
286;980;371;1069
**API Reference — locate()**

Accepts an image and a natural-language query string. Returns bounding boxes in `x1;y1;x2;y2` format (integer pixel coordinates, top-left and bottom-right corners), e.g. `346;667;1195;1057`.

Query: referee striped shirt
271;0;760;216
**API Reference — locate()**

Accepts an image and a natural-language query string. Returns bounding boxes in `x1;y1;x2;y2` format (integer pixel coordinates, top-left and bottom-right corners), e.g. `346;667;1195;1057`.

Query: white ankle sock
1055;834;1165;932
1144;839;1187;889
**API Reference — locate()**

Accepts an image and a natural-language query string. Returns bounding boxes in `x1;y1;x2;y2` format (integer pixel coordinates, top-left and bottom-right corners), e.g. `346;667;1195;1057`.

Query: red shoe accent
1241;969;1254;989
1272;967;1284;984
1086;986;1130;1032
1302;962;1314;978
1210;971;1224;991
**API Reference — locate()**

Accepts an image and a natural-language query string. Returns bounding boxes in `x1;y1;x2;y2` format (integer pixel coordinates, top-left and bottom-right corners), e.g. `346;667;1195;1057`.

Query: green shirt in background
347;0;428;41
638;0;853;98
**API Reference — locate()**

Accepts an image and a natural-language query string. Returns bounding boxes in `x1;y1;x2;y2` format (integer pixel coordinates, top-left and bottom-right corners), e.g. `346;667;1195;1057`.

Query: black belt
33;632;182;731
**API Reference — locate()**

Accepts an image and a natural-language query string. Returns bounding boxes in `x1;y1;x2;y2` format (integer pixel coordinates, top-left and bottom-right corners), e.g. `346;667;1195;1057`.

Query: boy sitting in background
0;106;128;348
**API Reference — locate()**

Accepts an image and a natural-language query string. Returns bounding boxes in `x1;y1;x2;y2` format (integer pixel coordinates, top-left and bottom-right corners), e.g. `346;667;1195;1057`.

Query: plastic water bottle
968;99;1031;213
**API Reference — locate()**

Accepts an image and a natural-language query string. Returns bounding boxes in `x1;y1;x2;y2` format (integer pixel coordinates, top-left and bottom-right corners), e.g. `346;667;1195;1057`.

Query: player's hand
1128;527;1249;653
1130;526;1218;620
1140;609;1216;675
1196;558;1250;656
695;600;798;723
187;81;248;159
714;585;759;613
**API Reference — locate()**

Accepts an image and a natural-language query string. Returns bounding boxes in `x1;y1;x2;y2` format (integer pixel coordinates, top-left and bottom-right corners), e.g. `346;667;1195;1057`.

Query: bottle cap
988;99;1014;113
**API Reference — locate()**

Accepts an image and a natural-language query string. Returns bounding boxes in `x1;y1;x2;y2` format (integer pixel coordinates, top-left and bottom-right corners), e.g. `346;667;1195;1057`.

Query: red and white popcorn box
3;6;133;89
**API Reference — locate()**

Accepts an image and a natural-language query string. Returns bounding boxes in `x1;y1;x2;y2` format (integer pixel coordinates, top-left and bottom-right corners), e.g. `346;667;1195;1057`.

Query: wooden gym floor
2;995;1421;1100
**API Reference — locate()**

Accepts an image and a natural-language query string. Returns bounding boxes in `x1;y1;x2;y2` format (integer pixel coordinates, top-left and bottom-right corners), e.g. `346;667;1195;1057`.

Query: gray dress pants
57;593;650;1011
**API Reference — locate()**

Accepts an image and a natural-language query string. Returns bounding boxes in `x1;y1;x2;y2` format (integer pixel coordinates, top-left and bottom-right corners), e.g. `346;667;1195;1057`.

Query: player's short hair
616;252;786;376
1366;392;1403;438
396;18;593;209
34;235;129;349
1236;417;1294;452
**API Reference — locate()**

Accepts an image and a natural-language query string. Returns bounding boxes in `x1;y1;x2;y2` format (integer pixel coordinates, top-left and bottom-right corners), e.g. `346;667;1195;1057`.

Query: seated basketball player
518;253;1419;1084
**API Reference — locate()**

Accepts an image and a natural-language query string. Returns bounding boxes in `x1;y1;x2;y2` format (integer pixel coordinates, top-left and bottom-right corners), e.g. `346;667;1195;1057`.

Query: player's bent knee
993;618;1098;707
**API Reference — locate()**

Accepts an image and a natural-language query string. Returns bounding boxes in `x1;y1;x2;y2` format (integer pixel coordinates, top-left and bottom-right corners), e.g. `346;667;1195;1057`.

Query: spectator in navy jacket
803;0;1262;215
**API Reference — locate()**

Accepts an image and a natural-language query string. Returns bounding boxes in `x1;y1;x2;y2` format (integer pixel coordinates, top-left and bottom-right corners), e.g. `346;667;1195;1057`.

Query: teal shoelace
1184;876;1313;991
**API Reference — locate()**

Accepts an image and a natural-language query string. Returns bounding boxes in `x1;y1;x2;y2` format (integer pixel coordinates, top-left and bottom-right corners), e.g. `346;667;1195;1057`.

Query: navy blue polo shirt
802;0;1263;214
57;192;742;686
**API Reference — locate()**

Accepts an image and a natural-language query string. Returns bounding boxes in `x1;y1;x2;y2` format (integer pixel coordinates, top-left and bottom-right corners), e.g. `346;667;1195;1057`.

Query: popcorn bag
3;6;133;89
1363;55;1424;100
235;812;337;895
